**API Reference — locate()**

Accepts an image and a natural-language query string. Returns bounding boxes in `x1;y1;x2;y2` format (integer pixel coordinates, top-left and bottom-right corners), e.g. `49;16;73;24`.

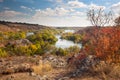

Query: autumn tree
87;8;112;27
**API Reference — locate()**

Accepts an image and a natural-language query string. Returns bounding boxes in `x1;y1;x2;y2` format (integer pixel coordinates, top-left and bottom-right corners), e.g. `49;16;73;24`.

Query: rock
6;75;15;80
58;77;69;80
29;72;36;76
67;54;100;78
0;62;33;75
10;75;15;79
75;55;100;70
41;75;49;80
0;58;4;62
43;55;66;68
16;63;33;73
2;68;15;74
6;39;32;47
36;75;42;80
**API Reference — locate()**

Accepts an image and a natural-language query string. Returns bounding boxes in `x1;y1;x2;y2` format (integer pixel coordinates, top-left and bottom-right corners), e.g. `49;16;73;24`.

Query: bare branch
87;8;112;27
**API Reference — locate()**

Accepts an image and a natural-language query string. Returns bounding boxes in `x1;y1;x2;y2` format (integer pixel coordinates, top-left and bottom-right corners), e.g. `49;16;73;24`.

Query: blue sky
0;0;120;26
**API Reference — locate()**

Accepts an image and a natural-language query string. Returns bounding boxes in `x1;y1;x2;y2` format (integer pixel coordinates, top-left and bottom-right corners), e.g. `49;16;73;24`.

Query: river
55;30;82;49
27;30;82;49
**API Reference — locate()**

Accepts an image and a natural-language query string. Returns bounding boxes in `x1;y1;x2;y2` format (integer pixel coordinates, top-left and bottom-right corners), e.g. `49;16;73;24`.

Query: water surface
55;30;82;49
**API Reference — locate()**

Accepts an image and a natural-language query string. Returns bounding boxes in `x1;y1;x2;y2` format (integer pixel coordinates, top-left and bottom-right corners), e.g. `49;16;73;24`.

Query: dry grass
91;62;120;80
108;64;120;79
68;61;120;80
32;61;53;76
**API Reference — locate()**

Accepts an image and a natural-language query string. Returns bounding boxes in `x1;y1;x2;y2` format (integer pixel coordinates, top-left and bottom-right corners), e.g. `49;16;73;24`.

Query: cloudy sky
0;0;120;27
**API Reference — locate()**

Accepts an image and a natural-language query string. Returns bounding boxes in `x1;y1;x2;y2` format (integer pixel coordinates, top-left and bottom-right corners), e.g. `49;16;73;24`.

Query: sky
0;0;120;27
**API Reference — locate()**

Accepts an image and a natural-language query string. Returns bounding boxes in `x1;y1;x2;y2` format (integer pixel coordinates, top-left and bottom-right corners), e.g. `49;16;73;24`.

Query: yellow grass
32;61;53;76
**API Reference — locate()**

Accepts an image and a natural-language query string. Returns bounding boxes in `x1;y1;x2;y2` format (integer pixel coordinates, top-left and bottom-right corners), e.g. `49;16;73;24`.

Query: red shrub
81;27;120;63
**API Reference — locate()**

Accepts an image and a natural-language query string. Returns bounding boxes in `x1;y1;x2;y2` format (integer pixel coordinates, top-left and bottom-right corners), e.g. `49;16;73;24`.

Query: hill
0;21;49;32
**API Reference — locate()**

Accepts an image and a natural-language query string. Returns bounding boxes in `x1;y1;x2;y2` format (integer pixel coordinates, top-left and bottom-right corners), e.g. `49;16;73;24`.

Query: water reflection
55;30;82;49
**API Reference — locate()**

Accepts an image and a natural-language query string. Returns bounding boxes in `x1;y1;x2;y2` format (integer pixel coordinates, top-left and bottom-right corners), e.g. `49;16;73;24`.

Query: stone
30;72;36;77
41;75;49;80
6;39;32;47
0;58;4;62
58;77;69;80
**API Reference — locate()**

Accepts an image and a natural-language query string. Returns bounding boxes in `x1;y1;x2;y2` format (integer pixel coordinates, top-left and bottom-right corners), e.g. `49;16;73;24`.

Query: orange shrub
82;27;120;63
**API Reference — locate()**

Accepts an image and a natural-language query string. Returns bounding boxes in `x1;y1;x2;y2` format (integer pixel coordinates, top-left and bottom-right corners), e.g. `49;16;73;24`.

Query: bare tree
114;16;120;26
87;8;113;27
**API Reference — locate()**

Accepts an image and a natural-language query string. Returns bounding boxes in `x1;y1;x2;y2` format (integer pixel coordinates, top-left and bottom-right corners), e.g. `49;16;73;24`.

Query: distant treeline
0;20;51;32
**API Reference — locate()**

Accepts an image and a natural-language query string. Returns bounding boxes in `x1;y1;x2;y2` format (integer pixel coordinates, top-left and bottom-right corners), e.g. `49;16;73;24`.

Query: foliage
2;28;58;56
0;31;26;41
81;27;120;63
26;29;58;55
61;32;83;43
52;46;80;56
55;48;68;56
0;48;7;57
27;30;57;44
67;46;80;54
6;44;37;56
8;31;26;40
0;32;4;43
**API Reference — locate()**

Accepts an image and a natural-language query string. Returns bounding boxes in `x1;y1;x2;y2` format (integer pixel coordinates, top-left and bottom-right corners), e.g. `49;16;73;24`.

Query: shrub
8;31;26;40
0;48;7;57
61;32;83;43
81;27;120;63
27;30;57;45
55;48;68;56
66;46;80;55
11;44;38;56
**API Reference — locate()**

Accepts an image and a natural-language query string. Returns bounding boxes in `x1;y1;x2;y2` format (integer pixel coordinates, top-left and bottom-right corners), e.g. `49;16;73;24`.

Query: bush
81;27;120;63
26;30;58;55
27;30;57;45
8;31;26;40
66;46;80;55
0;48;7;57
61;32;83;43
55;48;68;56
9;44;38;56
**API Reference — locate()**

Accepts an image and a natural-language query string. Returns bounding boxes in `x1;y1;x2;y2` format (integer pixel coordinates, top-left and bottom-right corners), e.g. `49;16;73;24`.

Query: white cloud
71;11;85;16
111;2;120;17
0;8;89;27
0;10;23;17
30;15;90;27
68;0;87;8
20;6;32;11
56;0;62;3
29;7;89;27
0;0;3;2
0;10;27;20
89;3;106;9
35;7;70;17
48;0;62;3
111;2;120;8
